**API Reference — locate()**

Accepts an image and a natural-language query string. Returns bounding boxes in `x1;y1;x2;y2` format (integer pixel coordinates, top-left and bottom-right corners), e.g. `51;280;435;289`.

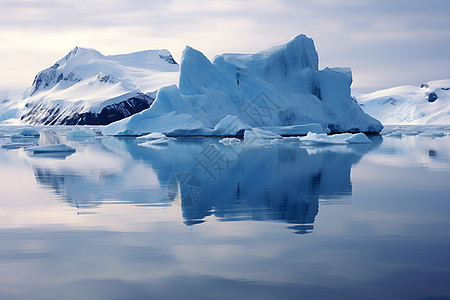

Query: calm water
0;126;449;300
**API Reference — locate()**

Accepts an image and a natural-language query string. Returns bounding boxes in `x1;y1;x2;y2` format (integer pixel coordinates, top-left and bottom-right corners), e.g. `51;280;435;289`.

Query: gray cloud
0;0;449;92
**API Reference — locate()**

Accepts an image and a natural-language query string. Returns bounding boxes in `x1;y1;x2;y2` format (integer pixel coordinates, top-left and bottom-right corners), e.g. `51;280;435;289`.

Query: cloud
0;0;449;91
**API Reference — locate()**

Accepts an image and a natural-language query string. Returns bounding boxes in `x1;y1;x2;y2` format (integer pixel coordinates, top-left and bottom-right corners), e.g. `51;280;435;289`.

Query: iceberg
103;34;382;136
299;132;372;145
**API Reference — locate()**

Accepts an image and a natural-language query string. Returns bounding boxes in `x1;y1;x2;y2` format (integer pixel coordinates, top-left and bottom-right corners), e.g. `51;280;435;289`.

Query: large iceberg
103;34;383;136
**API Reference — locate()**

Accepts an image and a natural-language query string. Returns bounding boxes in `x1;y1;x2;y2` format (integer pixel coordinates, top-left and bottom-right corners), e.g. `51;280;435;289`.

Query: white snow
244;128;282;140
357;79;450;125
299;132;372;145
103;34;382;136
27;144;76;153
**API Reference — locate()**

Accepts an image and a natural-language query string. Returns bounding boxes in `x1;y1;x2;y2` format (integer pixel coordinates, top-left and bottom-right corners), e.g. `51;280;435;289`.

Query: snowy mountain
357;80;450;125
1;47;179;125
104;34;382;136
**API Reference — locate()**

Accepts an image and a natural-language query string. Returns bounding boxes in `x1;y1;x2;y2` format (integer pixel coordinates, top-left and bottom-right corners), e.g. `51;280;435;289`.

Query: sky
1;0;449;94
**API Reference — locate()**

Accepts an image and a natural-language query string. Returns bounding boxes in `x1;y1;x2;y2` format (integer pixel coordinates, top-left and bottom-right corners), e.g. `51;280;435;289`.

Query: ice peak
255;34;319;70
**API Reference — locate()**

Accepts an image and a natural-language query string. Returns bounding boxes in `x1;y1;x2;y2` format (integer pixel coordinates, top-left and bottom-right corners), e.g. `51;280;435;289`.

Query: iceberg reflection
27;134;380;232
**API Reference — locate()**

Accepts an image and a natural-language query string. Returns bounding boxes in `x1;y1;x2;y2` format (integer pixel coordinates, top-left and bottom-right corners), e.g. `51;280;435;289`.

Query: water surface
0;125;449;300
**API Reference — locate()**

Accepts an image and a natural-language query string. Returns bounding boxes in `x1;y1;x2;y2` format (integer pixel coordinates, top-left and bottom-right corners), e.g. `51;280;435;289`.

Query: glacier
103;34;383;136
357;79;450;125
0;47;179;125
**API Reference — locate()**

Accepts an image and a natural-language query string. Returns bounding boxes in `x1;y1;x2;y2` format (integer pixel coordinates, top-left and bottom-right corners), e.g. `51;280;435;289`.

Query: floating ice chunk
299;132;372;145
346;133;373;143
219;137;241;145
419;132;445;137
136;132;167;141
384;131;403;137
27;144;76;154
258;123;323;136
19;128;40;137
138;137;171;147
244;128;282;140
213;115;251;136
2;143;35;149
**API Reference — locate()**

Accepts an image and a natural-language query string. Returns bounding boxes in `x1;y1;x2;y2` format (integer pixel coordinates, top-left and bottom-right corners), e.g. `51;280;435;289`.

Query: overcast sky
1;0;449;93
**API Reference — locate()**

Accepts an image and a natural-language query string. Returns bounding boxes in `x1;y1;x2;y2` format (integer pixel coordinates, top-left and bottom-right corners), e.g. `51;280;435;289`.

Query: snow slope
1;47;179;125
357;79;450;125
104;34;382;136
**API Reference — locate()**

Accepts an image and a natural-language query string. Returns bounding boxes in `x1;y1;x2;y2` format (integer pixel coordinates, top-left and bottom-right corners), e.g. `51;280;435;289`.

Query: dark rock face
21;92;155;125
30;70;80;96
427;92;438;102
420;83;430;89
159;54;178;65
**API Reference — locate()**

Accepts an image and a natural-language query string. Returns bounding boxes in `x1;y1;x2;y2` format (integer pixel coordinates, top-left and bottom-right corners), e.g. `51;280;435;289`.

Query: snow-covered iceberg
357;79;450;125
103;34;382;136
1;47;179;125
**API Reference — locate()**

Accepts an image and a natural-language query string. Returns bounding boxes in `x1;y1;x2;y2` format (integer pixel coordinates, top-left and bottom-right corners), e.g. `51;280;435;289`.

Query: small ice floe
419;131;445;137
27;144;76;154
219;137;241;146
403;130;422;136
19;128;40;137
299;132;372;145
244;128;282;140
136;132;167;141
383;131;403;138
137;132;174;148
2;143;35;150
138;137;172;149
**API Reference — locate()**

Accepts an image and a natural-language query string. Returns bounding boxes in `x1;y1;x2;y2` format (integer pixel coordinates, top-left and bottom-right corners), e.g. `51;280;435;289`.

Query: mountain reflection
28;134;380;233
